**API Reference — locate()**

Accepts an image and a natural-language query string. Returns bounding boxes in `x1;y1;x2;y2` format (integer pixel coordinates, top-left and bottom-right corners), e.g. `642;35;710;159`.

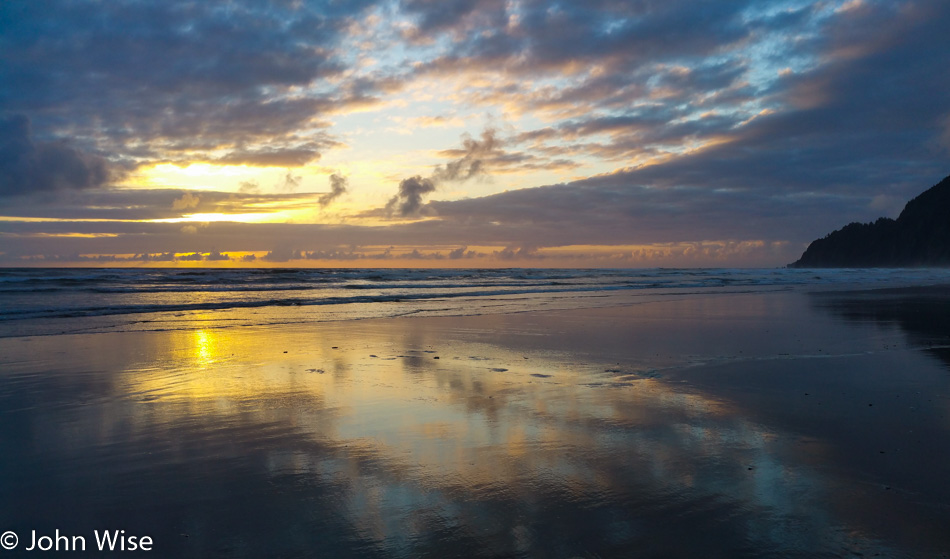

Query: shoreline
4;283;948;343
2;287;949;556
807;281;950;296
4;267;950;340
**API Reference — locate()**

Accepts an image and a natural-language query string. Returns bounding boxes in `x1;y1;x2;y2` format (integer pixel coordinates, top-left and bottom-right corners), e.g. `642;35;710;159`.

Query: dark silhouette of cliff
789;175;950;267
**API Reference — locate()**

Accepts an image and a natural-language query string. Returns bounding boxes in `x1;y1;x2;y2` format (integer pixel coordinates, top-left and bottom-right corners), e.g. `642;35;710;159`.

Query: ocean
3;267;950;338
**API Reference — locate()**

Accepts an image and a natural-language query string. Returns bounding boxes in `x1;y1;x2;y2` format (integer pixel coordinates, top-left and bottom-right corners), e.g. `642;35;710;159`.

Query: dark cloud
384;128;504;217
318;174;348;207
205;250;231;261
0;115;112;196
266;246;477;262
401;0;507;42
262;247;304;262
495;245;540;261
385;175;437;217
417;0;950;247
154;250;231;262
213;146;323;167
422;173;836;247
0;0;379;165
432;128;499;181
3;0;950;267
448;246;474;259
0;215;799;266
134;252;176;262
298;249;363;261
401;1;811;178
413;0;756;81
0;188;334;221
608;2;950;199
1;251;237;264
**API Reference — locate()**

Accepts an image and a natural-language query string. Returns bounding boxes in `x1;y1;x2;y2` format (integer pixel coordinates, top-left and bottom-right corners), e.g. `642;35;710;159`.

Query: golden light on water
106;317;794;518
193;329;217;367
8;287;940;555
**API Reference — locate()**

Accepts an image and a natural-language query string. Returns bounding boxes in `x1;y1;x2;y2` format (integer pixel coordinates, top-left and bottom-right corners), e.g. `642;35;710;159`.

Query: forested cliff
789;175;950;268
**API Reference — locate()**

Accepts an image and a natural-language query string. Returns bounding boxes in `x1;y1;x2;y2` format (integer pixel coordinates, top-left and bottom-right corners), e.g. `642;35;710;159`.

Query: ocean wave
2;267;949;336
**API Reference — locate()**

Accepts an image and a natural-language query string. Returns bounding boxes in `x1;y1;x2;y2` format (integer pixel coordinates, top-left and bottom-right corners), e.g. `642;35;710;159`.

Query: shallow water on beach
4;267;950;338
1;289;950;557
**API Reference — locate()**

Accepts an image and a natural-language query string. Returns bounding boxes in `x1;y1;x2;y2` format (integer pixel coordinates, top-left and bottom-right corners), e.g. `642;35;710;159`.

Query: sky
1;0;949;267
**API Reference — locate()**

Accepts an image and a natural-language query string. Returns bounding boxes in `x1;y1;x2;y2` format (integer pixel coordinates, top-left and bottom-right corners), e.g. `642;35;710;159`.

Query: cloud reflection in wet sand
1;292;949;557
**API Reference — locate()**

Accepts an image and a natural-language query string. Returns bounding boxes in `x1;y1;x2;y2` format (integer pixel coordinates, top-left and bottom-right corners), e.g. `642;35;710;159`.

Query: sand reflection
2;292;949;556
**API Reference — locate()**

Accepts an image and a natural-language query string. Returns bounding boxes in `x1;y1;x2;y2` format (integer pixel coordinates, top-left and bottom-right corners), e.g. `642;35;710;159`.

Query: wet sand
1;288;949;557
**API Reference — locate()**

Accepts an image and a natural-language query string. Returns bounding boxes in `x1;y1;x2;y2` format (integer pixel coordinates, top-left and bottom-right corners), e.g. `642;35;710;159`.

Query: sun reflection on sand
5;293;950;555
84;318;846;554
193;329;216;367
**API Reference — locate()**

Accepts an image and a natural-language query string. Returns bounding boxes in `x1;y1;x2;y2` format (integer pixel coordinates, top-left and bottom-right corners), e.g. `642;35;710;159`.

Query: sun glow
149;211;304;224
138;163;285;192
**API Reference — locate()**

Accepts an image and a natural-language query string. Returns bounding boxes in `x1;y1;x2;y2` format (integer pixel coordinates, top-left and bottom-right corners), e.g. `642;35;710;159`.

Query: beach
6;0;950;556
2;282;950;557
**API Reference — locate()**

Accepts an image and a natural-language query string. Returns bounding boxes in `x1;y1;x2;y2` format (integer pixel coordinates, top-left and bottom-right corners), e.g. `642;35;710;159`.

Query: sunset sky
1;0;949;267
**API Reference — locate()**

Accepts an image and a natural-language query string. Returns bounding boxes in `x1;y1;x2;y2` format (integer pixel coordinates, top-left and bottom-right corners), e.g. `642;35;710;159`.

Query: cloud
403;0;950;246
172;192;200;210
384;128;503;216
213;146;322;167
448;246;474;259
238;180;261;194
495;245;540;261
278;172;302;193
0;115;112;196
205;250;231;261
0;0;380;167
385;175;437;217
432;128;499;182
134;252;176;262
318;174;348;206
401;0;507;42
2;1;950;268
262;247;303;262
0;188;347;222
405;0;949;187
409;115;465;128
132;250;231;263
940;114;950;153
412;0;756;88
419;169;858;247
